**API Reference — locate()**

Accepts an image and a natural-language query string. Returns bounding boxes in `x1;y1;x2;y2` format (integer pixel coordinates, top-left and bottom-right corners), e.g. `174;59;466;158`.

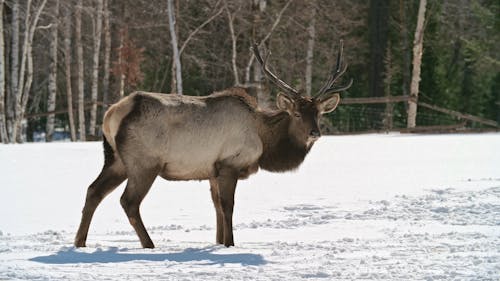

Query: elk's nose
309;130;320;138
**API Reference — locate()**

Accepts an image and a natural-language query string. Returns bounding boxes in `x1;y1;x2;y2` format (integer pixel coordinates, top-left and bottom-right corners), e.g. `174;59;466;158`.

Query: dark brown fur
258;111;310;172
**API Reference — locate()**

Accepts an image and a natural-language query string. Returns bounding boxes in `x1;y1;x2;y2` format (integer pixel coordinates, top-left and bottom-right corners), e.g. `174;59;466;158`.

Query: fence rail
340;96;411;105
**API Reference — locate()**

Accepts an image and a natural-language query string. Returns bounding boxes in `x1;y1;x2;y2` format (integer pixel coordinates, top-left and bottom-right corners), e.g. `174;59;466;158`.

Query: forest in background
0;0;498;143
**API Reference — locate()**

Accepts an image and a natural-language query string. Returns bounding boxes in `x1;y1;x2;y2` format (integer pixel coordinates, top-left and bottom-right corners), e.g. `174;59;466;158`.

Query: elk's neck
258;111;311;172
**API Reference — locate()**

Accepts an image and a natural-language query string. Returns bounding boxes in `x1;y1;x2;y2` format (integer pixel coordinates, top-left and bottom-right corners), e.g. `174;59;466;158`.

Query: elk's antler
315;40;353;99
251;43;300;98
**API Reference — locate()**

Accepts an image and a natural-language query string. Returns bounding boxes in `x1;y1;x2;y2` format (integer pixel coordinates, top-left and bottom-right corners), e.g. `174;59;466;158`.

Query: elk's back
103;91;263;180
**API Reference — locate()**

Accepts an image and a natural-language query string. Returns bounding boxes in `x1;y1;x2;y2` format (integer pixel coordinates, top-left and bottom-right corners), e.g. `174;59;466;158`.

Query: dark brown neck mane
257;111;311;172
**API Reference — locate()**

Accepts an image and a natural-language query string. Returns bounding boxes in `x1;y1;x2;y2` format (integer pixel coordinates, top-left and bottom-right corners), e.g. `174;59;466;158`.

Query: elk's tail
103;136;115;168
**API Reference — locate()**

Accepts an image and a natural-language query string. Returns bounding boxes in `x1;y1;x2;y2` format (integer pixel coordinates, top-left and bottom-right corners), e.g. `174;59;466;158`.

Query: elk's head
252;40;353;146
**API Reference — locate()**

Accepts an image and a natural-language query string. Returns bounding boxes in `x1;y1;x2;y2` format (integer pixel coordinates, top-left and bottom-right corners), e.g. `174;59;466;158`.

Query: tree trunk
13;0;47;142
252;0;271;108
224;2;240;86
46;0;60;142
305;1;316;97
0;0;8;143
118;28;125;99
75;0;85;141
19;42;35;139
89;0;103;136
64;3;76;141
12;0;32;142
407;0;427;128
253;60;271;108
102;0;111;109
7;1;20;142
167;0;182;94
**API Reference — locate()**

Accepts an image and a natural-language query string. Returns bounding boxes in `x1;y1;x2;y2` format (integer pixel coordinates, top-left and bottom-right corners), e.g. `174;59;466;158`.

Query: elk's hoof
74;240;86;248
142;241;155;249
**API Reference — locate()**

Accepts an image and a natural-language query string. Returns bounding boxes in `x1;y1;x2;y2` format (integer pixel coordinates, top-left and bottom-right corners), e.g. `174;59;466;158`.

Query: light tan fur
104;90;262;180
102;95;135;152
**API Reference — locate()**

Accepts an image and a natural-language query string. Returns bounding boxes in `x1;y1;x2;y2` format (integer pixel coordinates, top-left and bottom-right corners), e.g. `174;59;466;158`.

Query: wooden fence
338;95;498;133
25;95;499;134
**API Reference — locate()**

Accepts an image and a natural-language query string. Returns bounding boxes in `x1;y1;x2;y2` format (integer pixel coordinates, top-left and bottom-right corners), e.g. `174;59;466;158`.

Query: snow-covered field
0;133;499;280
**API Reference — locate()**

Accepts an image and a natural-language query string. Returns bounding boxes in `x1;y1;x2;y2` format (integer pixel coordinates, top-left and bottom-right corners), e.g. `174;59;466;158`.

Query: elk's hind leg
120;167;158;249
74;159;127;247
209;178;224;244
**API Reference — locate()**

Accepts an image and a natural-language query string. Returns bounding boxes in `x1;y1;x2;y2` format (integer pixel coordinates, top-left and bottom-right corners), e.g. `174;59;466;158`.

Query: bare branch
244;0;294;83
179;2;224;55
36;23;53;30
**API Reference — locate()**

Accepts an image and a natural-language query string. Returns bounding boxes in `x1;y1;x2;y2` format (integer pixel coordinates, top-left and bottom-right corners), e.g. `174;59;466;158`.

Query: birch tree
102;0;111;109
252;0;270;108
64;2;76;141
75;0;85;141
224;1;240;86
46;0;60;142
407;0;427;128
12;0;48;142
167;0;182;94
0;0;7;143
117;28;126;98
8;1;20;141
89;0;103;136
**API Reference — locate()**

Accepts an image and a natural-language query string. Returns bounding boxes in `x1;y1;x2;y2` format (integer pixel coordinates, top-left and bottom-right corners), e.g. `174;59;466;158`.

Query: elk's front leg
209;178;224;244
215;165;238;247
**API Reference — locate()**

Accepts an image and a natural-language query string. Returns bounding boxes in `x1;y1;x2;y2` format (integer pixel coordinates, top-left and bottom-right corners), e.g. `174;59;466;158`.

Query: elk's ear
318;94;340;114
276;92;295;113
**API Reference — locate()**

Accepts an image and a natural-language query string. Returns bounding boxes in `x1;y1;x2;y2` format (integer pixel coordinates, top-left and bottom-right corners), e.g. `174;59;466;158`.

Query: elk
74;41;352;248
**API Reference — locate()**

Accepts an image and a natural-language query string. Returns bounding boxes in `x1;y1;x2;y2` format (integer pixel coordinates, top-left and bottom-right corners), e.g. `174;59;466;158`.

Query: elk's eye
294;113;301;118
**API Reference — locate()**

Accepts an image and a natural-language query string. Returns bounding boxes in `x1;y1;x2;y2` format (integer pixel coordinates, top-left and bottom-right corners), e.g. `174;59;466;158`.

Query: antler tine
319;78;353;97
317;40;344;95
316;40;352;99
317;61;348;95
251;43;300;97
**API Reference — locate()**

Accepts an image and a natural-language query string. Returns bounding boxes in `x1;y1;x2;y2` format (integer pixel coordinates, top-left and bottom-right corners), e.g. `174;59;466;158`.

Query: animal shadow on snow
30;246;266;266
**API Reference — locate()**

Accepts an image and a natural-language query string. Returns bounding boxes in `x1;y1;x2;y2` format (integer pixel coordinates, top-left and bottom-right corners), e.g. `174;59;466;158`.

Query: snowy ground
0;133;499;280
